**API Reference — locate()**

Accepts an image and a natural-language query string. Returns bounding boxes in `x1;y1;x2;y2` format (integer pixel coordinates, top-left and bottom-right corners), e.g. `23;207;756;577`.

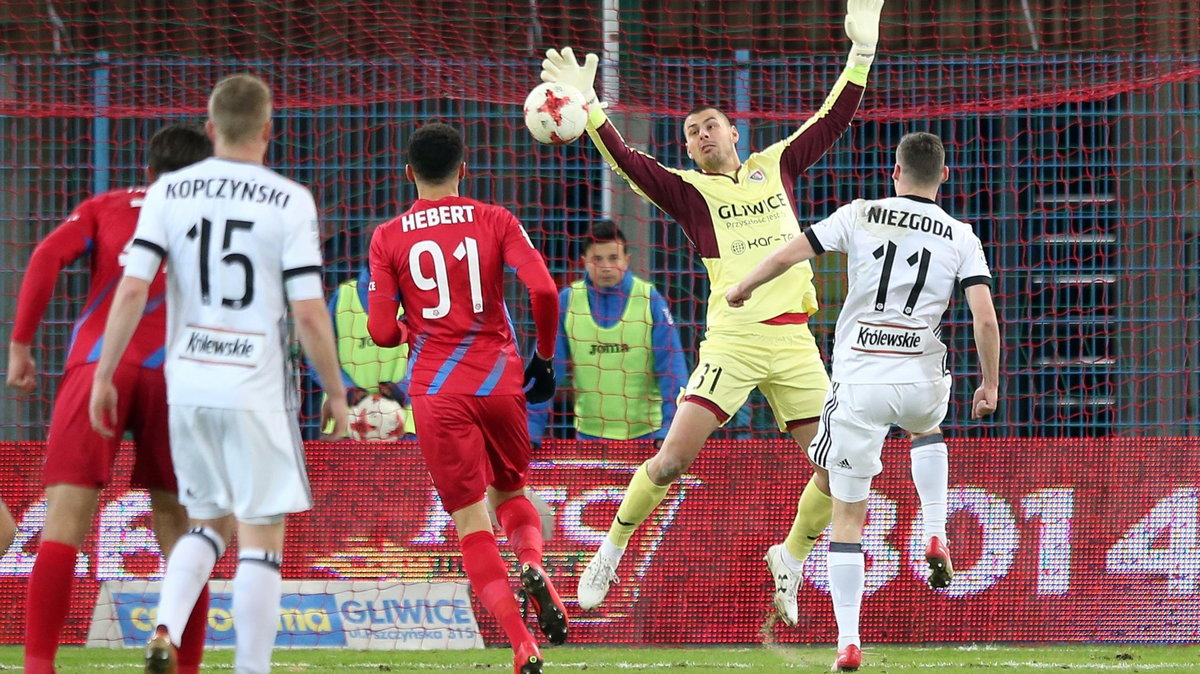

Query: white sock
599;539;626;564
828;543;864;650
157;526;224;645
911;437;949;542
233;549;283;674
780;544;805;572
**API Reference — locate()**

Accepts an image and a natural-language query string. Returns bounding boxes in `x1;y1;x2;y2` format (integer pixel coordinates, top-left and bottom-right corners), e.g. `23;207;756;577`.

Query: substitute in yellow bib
318;267;416;437
539;0;884;619
527;221;688;447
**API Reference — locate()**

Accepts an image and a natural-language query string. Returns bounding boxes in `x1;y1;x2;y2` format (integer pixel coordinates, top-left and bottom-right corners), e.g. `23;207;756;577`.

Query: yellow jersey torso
584;63;870;331
674;154;819;328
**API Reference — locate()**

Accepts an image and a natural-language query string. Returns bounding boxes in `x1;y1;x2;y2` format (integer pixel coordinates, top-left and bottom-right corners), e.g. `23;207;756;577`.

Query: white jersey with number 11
804;194;991;384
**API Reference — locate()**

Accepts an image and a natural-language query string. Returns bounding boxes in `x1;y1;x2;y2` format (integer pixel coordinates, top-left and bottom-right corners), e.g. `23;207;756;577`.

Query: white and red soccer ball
523;82;589;145
348;394;406;442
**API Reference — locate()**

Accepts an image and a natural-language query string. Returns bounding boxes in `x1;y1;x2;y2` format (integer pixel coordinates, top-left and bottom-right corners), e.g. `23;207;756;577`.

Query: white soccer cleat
576;549;620;610
765;544;803;626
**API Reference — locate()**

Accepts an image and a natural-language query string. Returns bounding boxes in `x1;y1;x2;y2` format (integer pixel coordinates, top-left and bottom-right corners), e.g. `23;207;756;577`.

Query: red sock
459;530;533;648
176;583;210;674
495;496;544;568
24;540;79;674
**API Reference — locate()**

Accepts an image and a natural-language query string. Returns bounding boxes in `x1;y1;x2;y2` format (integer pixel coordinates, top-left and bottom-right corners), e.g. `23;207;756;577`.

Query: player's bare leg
148;490;210;674
148;491;189;552
453;500;542;673
24;485;100;674
766;420;833;625
35;484;98;548
909;427;953;588
491;488;568;645
578;401;722;610
232;520;287;674
149;515;233;674
0;499;15;554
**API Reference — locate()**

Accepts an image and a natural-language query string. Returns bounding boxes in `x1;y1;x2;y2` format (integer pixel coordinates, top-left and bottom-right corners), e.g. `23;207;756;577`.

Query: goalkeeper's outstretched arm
845;0;885;70
540;47;689;216
771;0;884;177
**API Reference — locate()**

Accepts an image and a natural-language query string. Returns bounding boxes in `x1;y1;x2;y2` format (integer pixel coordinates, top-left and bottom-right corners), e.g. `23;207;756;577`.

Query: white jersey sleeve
280;189;324;301
125;180;169;281
957;230;992;288
804;201;862;256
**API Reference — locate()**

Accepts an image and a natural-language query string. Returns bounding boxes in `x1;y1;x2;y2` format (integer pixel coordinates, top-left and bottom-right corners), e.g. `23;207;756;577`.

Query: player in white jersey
727;132;999;671
89;74;349;674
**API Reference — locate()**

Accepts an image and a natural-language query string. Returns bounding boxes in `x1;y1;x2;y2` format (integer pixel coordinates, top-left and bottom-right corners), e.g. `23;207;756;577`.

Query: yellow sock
784;478;832;562
606;463;671;548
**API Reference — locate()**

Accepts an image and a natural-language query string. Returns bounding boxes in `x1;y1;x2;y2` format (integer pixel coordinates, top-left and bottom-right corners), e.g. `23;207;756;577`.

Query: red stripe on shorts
785;416;821;431
681;394;730;423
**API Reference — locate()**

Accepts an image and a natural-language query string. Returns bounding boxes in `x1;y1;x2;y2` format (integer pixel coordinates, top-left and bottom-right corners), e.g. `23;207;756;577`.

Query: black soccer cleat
520;562;569;645
514;640;543;674
925;536;955;590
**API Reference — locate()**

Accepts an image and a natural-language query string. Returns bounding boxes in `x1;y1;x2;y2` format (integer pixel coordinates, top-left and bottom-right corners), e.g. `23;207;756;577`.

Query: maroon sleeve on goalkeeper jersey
591;120;721;257
777;77;866;185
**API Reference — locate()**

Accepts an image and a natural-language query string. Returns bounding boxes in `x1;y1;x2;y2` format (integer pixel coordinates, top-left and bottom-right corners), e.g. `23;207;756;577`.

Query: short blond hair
208;74;272;144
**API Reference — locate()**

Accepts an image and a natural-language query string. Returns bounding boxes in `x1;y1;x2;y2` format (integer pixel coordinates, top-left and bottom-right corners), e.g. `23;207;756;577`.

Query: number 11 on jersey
872;241;932;316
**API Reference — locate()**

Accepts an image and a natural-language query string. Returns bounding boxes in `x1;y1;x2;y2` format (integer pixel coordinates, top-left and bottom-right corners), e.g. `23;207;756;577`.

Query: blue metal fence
1;55;1195;440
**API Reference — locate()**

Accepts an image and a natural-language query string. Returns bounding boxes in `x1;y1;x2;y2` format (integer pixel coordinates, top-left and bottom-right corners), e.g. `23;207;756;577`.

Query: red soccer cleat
513;640;543;674
832;644;862;672
924;536;955;590
520;562;569;645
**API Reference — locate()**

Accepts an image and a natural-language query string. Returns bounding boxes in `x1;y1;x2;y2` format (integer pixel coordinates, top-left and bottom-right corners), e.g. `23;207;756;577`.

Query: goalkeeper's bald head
896;132;946;187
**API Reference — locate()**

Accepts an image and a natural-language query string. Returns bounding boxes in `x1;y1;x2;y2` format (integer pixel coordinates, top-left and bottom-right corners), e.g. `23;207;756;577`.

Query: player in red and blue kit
6;124;212;674
367;123;563;674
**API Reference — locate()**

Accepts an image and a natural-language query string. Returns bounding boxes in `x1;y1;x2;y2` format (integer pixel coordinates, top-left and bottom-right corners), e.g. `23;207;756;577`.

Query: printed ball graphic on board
523;82;590;145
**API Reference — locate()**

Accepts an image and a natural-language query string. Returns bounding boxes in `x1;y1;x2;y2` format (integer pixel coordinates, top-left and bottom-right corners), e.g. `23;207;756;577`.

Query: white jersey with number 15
123;157;325;412
805;195;991;385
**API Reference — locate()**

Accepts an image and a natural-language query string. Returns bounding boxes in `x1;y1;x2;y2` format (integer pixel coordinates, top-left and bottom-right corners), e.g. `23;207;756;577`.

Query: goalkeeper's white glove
845;0;885;68
540;47;600;106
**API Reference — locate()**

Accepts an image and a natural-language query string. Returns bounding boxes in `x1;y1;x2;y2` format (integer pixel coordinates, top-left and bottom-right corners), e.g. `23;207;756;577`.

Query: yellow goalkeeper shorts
681;322;830;431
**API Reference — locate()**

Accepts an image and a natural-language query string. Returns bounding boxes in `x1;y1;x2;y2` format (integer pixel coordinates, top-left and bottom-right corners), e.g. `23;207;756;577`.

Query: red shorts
411;393;531;514
44;362;176;492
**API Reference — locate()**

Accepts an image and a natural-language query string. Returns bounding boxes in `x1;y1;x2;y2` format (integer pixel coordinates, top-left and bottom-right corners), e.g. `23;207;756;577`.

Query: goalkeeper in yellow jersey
540;0;885;622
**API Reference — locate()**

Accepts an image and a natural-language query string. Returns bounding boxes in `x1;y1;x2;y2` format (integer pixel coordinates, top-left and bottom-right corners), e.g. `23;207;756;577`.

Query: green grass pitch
1;644;1198;673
